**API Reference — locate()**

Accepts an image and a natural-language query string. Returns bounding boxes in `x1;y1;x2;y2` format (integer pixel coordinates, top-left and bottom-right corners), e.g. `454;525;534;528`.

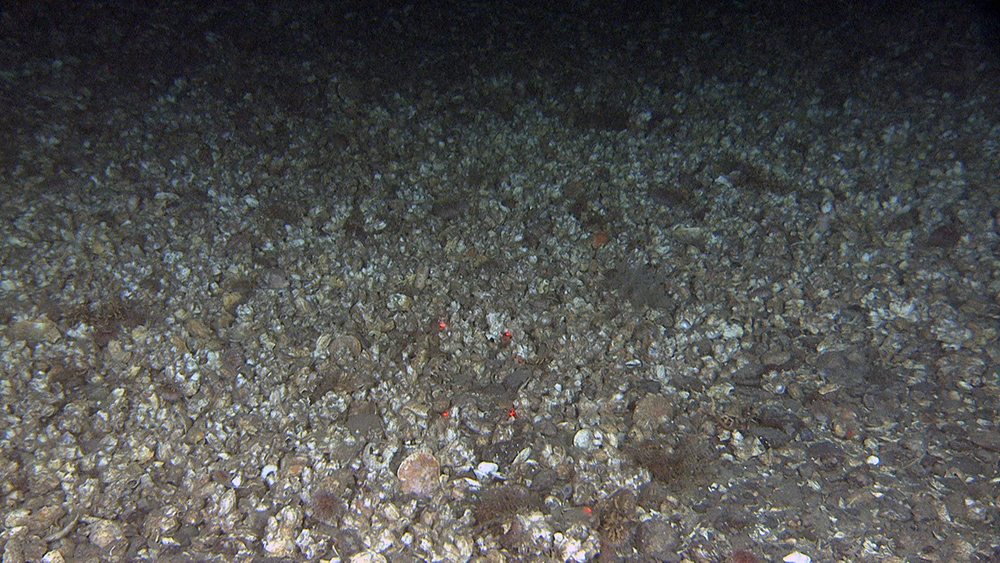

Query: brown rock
397;452;440;497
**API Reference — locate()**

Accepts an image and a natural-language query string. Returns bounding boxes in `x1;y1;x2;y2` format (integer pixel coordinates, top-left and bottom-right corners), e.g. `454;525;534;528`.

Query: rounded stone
397;451;441;497
573;428;603;452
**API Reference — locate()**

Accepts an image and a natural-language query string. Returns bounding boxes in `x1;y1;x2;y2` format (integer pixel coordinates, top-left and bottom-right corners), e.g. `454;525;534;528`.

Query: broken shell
387;293;414;312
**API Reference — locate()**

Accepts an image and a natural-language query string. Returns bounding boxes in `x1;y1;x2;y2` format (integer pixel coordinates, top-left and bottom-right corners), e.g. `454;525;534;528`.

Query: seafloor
2;1;999;562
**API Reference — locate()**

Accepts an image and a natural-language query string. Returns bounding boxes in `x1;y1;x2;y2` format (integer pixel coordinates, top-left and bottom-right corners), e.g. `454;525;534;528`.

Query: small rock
7;317;61;344
573;428;603;452
730;431;766;460
397;451;441;497
330;334;363;359
634;518;678;561
263;268;289;289
387;292;414;311
349;551;388;563
969;429;1000;453
264;505;302;558
633;395;675;430
87;518;123;549
4;508;30;528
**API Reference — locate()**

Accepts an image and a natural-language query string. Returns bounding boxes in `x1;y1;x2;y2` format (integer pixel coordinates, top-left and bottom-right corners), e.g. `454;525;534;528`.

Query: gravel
2;1;999;562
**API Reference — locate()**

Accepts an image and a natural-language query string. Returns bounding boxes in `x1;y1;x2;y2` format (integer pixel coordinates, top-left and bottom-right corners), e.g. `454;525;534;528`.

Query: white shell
783;552;812;563
474;461;501;482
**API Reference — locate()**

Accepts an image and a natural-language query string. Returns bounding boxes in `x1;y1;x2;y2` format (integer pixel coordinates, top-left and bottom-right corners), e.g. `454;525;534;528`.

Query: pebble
632;394;675;430
87;518;124;549
397;451;441;497
573;428;603;452
634;518;679;560
349;552;388;563
474;461;502;482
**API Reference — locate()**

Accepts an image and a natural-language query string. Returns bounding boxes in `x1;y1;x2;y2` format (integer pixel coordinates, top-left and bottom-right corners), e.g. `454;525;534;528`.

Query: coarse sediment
2;2;999;562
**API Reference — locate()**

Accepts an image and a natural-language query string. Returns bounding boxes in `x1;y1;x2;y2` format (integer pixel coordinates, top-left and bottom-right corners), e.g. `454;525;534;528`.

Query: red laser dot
441;411;449;418
583;507;593;515
508;408;517;418
503;331;512;339
437;321;447;331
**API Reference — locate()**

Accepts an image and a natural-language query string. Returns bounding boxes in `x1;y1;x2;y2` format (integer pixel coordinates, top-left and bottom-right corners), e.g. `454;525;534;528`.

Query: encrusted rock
264;505;303;558
86;518;124;549
397;451;441;497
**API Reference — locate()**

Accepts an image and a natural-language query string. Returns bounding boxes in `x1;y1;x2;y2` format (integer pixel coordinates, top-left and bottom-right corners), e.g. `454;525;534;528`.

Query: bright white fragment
783;552;811;563
474;461;501;482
